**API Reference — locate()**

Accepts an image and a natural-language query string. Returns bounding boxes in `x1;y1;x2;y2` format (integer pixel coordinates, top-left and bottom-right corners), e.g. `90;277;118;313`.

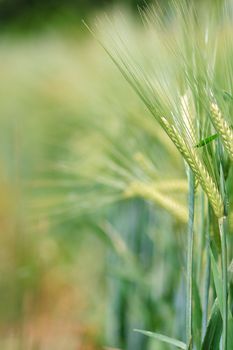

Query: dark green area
0;0;224;32
0;0;155;31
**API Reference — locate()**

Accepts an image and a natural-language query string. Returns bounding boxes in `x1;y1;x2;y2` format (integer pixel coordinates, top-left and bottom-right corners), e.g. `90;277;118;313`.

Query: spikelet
161;117;224;218
210;102;233;161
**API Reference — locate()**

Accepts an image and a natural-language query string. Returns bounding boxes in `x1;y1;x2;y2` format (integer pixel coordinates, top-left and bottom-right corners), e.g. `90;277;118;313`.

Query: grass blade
201;299;222;350
227;317;233;349
192;278;202;349
210;249;223;315
134;329;186;349
195;125;233;148
195;133;219;148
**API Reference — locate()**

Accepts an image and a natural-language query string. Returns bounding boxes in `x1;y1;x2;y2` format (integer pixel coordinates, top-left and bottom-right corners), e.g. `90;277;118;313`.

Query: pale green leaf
134;329;186;349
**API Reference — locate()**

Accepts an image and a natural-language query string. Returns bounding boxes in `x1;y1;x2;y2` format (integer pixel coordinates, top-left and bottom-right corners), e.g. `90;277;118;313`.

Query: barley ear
124;181;188;223
210;102;233;161
161;118;224;218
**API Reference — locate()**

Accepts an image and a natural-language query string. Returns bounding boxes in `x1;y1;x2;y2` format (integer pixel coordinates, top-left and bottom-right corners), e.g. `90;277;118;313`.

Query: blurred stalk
106;199;152;350
186;169;195;349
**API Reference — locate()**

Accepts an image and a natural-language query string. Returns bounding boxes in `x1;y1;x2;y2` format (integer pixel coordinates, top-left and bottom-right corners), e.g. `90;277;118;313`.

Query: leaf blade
201;299;222;350
134;329;186;349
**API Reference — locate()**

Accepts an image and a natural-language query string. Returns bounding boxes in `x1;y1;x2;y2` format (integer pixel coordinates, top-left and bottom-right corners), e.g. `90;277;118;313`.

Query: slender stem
202;204;210;339
197;191;205;284
186;169;195;349
218;149;228;350
219;217;228;350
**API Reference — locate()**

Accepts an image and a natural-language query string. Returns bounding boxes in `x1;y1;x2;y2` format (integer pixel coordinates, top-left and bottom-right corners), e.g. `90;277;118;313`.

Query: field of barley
0;0;233;349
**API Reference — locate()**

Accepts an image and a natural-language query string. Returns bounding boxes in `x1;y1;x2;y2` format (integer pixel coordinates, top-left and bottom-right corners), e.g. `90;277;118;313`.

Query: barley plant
4;0;233;349
82;0;233;349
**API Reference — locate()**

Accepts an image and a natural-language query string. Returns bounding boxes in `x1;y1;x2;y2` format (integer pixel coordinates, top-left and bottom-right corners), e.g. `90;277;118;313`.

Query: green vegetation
92;1;233;349
0;1;233;349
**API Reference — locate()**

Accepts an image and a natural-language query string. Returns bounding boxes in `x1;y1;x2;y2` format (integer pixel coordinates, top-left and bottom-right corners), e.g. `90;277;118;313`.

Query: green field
0;1;233;350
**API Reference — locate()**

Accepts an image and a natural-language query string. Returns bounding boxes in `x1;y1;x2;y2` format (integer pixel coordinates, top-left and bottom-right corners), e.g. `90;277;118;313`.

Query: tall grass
2;1;233;349
88;0;233;349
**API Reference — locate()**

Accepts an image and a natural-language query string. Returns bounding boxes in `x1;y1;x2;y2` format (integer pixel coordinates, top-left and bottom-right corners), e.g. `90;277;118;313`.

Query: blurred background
0;1;200;349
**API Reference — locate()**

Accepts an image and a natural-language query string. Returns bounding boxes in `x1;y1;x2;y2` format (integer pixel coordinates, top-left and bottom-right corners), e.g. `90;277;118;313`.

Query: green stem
219;217;228;350
197;191;205;283
218;148;228;350
202;204;210;339
186;169;195;349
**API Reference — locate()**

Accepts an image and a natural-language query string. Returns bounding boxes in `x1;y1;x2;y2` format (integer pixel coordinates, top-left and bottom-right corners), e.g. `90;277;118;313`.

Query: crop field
0;1;233;349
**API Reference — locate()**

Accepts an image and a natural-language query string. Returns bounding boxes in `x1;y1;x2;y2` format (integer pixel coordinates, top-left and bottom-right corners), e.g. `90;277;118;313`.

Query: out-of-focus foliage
0;0;223;31
0;0;155;30
2;1;232;349
0;10;187;348
0;32;108;350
